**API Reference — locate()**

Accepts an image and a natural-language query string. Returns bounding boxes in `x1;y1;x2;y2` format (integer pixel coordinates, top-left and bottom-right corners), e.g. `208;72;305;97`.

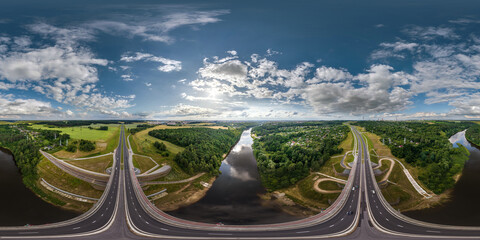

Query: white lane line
426;230;441;233
341;217;344;221
329;224;334;228
101;214;104;217
296;231;310;234
146;221;149;224
397;225;403;228
19;232;38;234
379;211;382;215
209;233;233;235
73;227;80;230
160;228;169;231
386;218;389;221
92;220;96;223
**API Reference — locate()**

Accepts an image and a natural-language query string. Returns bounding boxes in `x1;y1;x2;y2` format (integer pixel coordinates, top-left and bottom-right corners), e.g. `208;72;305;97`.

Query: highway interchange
1;124;480;239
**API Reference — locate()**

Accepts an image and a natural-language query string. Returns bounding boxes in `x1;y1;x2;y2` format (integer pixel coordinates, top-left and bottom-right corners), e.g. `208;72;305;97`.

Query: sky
1;0;480;120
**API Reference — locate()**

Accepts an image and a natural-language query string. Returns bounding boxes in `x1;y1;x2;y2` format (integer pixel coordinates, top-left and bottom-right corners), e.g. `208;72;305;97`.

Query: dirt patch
155;176;216;211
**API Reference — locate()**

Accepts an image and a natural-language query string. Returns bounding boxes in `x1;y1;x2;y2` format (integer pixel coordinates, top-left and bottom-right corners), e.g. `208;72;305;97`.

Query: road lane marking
19;232;38;234
397;225;403;228
386;218;389;221
209;233;233;235
73;227;80;230
341;217;344;221
329;224;334;228
379;211;382;215
92;220;96;223
426;230;441;233
296;231;310;234
160;228;169;231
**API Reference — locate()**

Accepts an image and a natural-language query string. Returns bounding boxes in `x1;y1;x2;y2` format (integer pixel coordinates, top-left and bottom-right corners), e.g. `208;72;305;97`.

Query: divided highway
124;126;363;238
355;127;480;238
0;125;125;238
3;125;480;239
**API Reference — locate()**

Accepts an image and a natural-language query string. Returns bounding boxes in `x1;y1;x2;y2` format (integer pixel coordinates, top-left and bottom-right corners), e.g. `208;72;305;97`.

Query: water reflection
404;130;480;226
167;129;301;225
0;149;78;226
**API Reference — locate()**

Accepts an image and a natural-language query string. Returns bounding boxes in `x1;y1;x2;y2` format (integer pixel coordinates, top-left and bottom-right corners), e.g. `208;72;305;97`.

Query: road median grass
132;155;157;173
65;155;113;173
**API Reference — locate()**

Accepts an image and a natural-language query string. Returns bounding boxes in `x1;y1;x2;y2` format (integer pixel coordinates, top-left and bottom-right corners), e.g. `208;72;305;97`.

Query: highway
0;126;126;238
123;126;363;238
355;126;480;239
3;125;480;239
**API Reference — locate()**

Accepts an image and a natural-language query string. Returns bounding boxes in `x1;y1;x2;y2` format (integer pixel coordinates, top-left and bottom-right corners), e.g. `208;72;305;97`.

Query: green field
30;124;119;141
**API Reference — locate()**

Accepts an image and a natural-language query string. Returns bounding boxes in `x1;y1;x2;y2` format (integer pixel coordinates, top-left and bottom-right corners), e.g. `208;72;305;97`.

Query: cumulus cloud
0;95;62;118
0;23;134;117
120;52;181;72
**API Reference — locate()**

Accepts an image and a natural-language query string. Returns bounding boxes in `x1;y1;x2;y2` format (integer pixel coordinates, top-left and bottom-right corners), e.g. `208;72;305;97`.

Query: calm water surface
167;129;301;225
404;130;480;226
0;149;78;226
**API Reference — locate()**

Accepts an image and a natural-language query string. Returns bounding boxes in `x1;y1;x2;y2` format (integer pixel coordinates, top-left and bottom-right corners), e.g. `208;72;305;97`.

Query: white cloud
120;52;181;72
306;66;352;83
0;23;134;117
87;10;228;43
227;50;237;55
0;95;62;118
121;74;134;81
403;26;458;40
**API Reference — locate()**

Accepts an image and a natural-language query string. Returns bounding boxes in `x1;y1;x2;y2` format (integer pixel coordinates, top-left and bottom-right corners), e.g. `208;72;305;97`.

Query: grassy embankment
30;124;122;212
65;155;113;173
359;130;440;211
129;124;228;211
270;127;354;214
30;124;120;159
36;155;103;212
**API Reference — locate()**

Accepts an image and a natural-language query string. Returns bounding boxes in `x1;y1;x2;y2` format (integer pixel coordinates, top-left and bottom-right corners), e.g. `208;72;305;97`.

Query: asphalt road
3;125;480;239
0;126;125;238
356;126;480;238
123;126;363;239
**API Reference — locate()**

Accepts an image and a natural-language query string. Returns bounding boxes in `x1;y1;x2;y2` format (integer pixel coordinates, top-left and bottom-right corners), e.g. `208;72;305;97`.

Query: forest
149;128;242;175
0;126;44;188
252;122;348;190
129;124;154;135
466;124;480;146
355;121;472;194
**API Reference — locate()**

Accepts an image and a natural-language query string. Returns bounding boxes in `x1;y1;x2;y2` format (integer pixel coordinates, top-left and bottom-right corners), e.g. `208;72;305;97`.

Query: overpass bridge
0;125;479;239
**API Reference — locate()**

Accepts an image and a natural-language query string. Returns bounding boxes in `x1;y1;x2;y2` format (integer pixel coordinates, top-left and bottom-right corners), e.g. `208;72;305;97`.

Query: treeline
37;120;141;127
252;122;348;190
149;128;242;175
0;126;42;188
466;125;480;146
65;139;96;152
356;121;471;193
129;124;154;135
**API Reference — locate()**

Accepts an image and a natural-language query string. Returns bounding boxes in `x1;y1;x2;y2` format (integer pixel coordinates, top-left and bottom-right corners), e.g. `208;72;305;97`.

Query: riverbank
155;175;216;211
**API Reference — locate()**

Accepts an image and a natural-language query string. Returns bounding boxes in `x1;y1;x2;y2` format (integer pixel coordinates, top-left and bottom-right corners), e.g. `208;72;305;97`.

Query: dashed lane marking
73;227;80;230
209;233;233;235
296;231;310;234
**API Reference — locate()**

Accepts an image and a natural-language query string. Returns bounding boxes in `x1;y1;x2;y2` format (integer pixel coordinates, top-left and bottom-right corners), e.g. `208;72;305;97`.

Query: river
404;130;480;226
167;129;302;225
0;149;78;226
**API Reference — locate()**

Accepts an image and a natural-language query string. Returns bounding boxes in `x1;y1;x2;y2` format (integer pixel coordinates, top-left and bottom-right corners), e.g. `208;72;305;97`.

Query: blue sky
1;0;480;120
